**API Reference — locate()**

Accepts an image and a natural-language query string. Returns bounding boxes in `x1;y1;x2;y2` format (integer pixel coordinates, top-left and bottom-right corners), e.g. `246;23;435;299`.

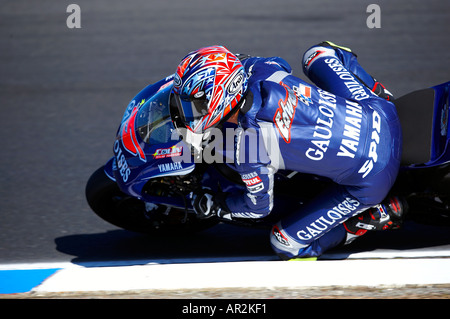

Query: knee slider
270;222;308;260
302;41;358;75
302;44;337;74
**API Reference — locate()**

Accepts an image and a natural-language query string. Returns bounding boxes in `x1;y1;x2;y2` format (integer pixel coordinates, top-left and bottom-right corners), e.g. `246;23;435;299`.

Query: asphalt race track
1;0;450;297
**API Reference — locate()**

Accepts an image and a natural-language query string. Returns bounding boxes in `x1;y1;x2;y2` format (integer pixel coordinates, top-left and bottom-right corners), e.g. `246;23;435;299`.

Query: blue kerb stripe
0;268;61;294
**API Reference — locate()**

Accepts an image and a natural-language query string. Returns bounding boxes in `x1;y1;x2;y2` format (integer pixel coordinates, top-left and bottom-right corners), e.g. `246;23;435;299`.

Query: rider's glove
190;188;230;219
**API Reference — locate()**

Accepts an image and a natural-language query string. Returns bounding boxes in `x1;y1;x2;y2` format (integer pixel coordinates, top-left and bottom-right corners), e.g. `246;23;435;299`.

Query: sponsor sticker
152;146;183;159
274;82;299;143
241;172;264;193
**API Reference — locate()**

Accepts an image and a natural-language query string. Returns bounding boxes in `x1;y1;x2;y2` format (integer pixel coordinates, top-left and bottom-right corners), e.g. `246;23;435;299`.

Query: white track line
2;247;449;293
31;258;450;293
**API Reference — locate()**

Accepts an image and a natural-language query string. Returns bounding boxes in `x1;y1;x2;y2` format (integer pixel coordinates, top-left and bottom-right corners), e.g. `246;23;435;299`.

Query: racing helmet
170;46;248;136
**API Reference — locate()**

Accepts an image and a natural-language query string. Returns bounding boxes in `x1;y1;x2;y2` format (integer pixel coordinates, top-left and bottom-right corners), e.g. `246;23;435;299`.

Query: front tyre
85;166;218;234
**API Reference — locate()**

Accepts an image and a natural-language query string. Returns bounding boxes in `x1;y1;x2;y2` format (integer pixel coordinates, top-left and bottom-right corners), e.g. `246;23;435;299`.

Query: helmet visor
170;92;209;131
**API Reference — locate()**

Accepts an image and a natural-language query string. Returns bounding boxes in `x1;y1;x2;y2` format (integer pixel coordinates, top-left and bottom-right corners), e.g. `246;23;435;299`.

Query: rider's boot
303;41;395;101
342;196;408;245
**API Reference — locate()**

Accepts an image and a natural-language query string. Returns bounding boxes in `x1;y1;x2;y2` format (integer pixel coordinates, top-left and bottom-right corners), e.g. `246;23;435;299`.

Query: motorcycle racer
169;43;406;259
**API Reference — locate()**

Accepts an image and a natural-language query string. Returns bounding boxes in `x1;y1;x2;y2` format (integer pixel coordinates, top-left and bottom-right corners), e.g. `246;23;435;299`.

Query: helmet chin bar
176;127;212;155
185;128;205;153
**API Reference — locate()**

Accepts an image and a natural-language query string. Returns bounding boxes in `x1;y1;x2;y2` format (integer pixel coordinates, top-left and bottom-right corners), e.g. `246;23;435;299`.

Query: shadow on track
54;223;274;265
54;221;450;265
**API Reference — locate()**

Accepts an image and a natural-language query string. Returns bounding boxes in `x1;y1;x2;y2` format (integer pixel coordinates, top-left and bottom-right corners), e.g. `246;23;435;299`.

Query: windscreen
136;85;176;145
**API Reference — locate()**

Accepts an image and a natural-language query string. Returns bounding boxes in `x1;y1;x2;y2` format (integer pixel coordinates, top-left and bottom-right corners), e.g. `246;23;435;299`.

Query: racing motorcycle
85;76;450;235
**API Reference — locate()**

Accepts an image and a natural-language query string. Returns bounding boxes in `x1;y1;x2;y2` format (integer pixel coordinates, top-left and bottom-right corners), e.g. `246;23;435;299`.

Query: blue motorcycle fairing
112;75;196;199
396;80;450;172
103;157;115;181
430;81;450;165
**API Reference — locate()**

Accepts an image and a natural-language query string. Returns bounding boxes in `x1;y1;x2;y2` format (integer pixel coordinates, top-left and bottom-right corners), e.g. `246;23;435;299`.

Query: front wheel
85;166;218;234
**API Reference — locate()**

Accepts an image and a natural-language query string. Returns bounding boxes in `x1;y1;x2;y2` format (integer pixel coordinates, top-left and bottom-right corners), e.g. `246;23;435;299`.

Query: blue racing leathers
224;43;402;258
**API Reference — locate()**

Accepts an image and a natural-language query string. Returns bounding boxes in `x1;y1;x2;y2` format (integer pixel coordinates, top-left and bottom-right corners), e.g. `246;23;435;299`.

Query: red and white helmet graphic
170;45;248;133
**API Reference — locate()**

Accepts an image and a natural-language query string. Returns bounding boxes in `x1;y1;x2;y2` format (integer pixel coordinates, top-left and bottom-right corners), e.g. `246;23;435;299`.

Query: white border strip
324;245;450;260
32;258;450;293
